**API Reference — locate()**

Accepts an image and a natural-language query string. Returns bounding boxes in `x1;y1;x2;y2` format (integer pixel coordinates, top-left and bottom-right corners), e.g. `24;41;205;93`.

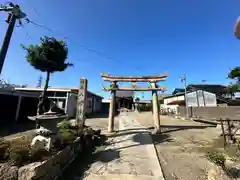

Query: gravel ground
85;113;119;132
135;112;230;180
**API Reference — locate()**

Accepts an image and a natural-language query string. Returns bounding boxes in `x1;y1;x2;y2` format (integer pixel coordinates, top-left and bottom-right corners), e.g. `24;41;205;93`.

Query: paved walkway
84;112;164;180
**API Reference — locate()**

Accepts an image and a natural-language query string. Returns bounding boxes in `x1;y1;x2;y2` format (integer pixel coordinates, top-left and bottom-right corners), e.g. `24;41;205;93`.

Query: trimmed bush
60;129;76;145
58;120;72;129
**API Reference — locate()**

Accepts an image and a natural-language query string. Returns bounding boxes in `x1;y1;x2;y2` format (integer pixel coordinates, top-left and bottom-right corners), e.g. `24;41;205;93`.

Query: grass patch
197;136;225;153
206;150;226;168
58;136;109;180
197;136;240;162
0;135;55;166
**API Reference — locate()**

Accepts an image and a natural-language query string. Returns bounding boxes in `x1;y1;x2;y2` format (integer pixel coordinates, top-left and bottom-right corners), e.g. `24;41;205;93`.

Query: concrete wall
178;106;240;120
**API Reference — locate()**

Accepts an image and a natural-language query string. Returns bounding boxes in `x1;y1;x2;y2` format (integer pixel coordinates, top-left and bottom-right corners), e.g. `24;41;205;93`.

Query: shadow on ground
58;136;120;180
86;112;120;119
106;130;151;138
116;127;155;132
160;124;214;134
59;129;175;179
111;131;173;150
86;113;109;119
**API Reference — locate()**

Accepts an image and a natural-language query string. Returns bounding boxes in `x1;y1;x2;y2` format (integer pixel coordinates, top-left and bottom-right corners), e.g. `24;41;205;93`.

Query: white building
161;90;217;114
15;87;103;117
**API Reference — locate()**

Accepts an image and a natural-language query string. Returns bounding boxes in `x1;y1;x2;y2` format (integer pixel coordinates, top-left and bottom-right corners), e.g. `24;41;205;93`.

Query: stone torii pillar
108;82;117;132
151;82;160;133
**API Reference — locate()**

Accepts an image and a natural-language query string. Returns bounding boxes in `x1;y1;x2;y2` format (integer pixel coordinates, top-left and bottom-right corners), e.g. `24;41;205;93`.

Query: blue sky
0;0;239;99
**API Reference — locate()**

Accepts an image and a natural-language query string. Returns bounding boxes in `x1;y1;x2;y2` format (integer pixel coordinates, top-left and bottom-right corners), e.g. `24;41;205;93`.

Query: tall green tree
228;67;240;92
21;36;73;117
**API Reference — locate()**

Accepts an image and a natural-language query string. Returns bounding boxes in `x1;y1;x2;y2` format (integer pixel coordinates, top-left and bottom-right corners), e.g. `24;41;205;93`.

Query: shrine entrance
100;72;168;133
115;91;134;110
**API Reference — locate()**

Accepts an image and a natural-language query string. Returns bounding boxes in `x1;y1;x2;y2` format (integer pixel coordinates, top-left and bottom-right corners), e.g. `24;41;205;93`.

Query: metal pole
181;75;189;118
0;13;16;74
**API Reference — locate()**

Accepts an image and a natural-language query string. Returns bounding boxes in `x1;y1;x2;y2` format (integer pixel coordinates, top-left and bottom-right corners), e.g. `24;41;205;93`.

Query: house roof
167;100;185;105
15;87;103;99
172;88;185;95
187;84;230;94
158;94;172;100
163;92;186;99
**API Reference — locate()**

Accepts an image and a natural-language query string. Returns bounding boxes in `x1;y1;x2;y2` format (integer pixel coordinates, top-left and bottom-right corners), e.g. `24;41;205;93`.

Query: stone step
83;174;163;180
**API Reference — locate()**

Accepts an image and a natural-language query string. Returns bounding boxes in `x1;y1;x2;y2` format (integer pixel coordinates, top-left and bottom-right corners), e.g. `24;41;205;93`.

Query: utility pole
36;75;43;88
0;3;27;74
180;74;189;118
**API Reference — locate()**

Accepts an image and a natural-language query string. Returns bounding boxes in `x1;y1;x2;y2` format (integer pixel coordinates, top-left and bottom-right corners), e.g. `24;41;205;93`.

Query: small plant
206;150;226;168
0;141;9;160
58;120;72;130
60;129;76;145
7;148;29;166
236;138;240;150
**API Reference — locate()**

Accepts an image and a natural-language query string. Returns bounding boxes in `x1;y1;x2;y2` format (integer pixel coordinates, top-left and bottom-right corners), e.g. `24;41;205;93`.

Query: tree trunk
36;71;50;128
42;71;50;98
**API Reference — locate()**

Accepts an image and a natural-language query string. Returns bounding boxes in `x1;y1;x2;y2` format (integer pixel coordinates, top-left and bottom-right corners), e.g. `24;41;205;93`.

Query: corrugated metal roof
187;84;230;94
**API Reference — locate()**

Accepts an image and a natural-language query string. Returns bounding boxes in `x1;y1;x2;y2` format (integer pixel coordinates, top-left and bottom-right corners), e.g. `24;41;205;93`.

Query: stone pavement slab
84;174;161;180
84;112;164;180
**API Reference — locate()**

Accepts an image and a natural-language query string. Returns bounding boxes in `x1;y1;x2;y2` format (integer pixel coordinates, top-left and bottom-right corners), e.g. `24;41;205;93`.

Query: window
55;92;67;97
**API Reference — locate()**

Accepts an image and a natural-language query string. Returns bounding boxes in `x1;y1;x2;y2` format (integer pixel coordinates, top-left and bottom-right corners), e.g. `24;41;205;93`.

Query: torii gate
100;72;168;133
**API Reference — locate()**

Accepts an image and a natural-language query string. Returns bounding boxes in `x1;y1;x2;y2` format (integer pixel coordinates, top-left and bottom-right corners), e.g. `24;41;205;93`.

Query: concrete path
84;112;164;180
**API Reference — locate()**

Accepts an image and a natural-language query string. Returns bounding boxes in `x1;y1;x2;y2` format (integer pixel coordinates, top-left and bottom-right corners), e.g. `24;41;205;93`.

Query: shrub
58;120;72;130
206;150;226;168
52;138;64;151
236;138;240;150
60;129;76;145
0;141;9;160
7;148;29;166
29;149;51;162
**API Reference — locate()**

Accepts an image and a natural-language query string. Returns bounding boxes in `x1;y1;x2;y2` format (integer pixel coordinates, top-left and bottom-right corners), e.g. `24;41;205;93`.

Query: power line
21;24;33;40
27;19;53;32
25;19;144;73
32;7;41;18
